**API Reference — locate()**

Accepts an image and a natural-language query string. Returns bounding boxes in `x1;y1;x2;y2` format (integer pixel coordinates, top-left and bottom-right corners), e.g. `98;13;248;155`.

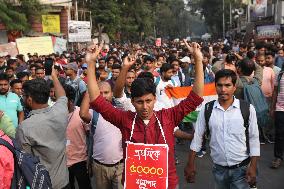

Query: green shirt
0;92;23;128
0;114;16;137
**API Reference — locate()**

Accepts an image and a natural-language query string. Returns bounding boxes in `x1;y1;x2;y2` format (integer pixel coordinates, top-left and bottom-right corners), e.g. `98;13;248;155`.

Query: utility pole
75;0;78;21
223;0;225;39
230;3;232;28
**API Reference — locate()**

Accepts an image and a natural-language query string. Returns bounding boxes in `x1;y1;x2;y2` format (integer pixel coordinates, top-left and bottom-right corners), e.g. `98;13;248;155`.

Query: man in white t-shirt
155;63;177;109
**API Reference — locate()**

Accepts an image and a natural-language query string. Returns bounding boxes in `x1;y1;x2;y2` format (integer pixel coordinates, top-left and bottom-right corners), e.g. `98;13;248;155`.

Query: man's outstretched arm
113;56;135;98
184;40;204;97
86;44;103;102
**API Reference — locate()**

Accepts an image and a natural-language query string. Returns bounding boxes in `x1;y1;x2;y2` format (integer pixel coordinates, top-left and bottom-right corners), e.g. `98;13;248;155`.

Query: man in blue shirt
0;73;24;128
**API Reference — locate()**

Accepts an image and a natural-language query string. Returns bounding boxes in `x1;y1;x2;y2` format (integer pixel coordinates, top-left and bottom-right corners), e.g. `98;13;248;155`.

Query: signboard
155;38;161;47
42;15;60;33
125;142;168;189
250;0;267;21
256;25;281;39
40;0;72;6
0;42;18;57
16;37;54;58
68;21;91;42
53;37;67;54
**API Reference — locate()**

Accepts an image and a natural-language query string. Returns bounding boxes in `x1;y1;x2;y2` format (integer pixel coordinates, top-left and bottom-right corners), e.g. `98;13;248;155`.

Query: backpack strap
239;99;250;155
178;70;184;86
204;100;215;137
170;78;176;86
277;71;284;93
154;76;161;86
0;137;15;155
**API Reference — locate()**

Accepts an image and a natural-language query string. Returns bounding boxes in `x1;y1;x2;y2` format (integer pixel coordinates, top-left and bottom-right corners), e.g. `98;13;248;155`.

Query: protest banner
256;25;281;40
125;142;168;189
0;42;18;57
16;36;54;58
155;38;162;47
53;37;67;54
42;15;61;33
68;21;91;42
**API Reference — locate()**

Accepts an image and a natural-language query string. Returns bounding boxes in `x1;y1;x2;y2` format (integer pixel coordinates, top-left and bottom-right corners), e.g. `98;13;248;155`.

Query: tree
187;0;241;38
0;0;45;31
90;0;121;40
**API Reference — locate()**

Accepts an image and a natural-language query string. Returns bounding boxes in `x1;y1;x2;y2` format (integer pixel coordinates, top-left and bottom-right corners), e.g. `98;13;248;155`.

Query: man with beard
16;67;70;189
185;69;260;189
155;63;176;108
64;62;87;106
5;67;16;82
143;56;159;77
0;73;24;128
107;63;121;90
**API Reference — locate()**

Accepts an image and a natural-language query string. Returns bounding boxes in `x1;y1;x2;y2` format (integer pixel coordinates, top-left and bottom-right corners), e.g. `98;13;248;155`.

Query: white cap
180;56;191;63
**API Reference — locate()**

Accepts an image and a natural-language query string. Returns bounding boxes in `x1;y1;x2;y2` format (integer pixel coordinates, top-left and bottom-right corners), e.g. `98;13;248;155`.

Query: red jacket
0;130;14;189
90;91;203;188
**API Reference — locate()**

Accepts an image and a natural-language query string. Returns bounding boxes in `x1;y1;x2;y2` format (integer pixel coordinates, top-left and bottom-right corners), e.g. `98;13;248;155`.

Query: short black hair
35;66;45;72
98;58;105;62
111;63;121;70
107;56;116;62
16;72;29;80
5;67;14;71
169;58;180;65
137;71;154;82
237;58;255;76
30;64;37;69
7;59;17;67
0;73;9;82
222;45;232;54
143;56;154;63
265;50;275;57
215;69;237;85
247;51;255;60
23;79;50;104
64;84;76;102
10;79;22;87
225;53;237;64
131;78;156;98
160;63;174;74
239;43;247;49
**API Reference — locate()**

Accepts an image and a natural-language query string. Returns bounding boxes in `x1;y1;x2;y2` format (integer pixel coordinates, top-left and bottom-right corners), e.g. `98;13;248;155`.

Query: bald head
98;81;113;102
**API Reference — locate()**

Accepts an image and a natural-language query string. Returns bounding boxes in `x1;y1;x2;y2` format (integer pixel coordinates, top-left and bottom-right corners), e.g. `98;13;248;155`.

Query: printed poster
125;142;168;189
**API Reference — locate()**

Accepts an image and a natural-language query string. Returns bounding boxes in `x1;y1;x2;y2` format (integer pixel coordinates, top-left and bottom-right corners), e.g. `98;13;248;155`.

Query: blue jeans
212;164;250;189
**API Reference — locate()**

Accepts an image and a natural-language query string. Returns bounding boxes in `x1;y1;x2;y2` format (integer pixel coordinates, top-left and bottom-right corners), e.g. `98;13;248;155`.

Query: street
175;142;284;189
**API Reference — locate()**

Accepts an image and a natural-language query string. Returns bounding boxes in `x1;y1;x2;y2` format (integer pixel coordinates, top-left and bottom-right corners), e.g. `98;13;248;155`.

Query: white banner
256;25;281;39
68;21;91;42
54;37;67;54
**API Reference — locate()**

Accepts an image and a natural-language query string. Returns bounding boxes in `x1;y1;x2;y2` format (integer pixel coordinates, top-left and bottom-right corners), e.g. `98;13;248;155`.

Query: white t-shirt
155;77;177;109
93;114;123;164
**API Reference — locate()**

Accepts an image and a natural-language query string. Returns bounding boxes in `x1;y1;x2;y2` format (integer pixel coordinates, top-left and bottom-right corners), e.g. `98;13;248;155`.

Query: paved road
79;143;284;189
175;142;284;189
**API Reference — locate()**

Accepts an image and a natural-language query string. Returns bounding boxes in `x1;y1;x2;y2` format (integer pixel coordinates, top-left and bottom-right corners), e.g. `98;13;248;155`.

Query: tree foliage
187;0;241;37
90;0;197;41
0;0;45;31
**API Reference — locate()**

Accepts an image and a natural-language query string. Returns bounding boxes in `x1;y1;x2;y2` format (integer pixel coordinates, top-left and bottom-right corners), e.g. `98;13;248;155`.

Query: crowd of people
0;38;284;189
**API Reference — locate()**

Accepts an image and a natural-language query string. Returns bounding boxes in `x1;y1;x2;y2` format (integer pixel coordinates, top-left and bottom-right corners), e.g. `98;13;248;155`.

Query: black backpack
204;100;250;154
0;137;52;189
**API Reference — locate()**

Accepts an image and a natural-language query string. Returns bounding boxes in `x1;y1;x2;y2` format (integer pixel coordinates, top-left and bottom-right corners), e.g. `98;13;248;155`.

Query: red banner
155;38;161;47
125;142;168;189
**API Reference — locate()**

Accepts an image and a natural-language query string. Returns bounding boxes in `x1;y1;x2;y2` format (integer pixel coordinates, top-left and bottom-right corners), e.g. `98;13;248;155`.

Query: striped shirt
275;72;284;111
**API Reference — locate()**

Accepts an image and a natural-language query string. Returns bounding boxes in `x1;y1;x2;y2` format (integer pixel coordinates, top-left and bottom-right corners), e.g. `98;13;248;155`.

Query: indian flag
165;83;218;122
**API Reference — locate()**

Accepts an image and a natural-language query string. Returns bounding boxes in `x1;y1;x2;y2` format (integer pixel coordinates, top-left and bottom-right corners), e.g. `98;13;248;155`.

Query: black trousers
68;161;92;189
274;111;284;160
